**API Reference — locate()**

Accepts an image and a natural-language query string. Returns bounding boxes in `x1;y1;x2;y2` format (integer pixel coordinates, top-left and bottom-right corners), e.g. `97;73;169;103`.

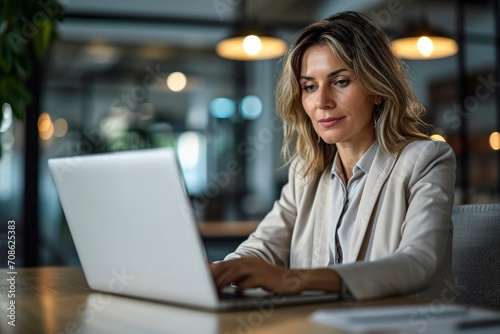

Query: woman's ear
374;95;384;105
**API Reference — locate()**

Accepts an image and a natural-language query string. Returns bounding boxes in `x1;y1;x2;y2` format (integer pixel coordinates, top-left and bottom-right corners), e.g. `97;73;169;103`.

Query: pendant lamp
215;1;287;61
392;22;458;60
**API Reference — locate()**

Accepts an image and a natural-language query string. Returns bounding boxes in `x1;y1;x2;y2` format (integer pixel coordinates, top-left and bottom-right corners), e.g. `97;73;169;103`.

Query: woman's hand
210;257;342;295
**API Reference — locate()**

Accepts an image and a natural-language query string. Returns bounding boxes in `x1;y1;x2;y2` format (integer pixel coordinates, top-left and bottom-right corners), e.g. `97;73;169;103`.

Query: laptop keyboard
219;286;276;300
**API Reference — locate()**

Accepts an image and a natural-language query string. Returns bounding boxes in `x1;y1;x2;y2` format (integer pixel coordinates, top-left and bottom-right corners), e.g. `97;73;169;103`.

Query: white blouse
329;141;378;265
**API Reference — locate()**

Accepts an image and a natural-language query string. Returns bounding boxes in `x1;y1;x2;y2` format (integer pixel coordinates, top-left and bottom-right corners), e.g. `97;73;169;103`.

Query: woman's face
300;44;380;148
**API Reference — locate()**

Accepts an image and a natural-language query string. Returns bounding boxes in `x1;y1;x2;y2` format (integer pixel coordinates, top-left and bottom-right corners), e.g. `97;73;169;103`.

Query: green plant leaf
1;1;11;22
34;18;52;59
0;20;7;35
0;35;13;72
10;102;25;122
15;52;32;78
9;76;32;102
41;19;52;55
47;0;65;22
0;75;31;122
7;1;24;22
6;26;28;56
2;86;26;122
0;0;59;129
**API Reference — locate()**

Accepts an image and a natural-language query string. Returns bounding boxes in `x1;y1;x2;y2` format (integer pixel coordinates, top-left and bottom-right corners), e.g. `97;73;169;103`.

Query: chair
451;203;500;309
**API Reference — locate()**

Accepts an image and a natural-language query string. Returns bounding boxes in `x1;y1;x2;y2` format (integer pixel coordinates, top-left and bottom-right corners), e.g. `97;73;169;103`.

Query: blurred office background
0;0;499;266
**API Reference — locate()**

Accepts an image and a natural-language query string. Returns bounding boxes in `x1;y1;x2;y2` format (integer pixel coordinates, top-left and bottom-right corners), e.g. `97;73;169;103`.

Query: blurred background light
0;103;13;133
177;131;201;169
240;95;263;120
53;118;68;138
392;34;458;60
84;42;120;65
38;113;54;140
242;35;262;56
490;132;500;151
166;71;187;92
137;102;155;121
216;34;287;61
38;113;51;132
209;98;235;119
417;36;434;57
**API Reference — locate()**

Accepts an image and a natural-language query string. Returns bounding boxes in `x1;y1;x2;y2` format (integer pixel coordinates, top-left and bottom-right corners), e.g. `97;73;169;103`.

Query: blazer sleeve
333;140;456;300
223;160;302;266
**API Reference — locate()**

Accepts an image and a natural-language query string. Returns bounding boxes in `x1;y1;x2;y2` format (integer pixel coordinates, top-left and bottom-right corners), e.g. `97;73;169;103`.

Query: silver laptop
48;148;338;310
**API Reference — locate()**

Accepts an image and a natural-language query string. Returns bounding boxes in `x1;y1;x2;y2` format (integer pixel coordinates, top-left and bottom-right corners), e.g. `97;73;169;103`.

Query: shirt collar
331;140;378;179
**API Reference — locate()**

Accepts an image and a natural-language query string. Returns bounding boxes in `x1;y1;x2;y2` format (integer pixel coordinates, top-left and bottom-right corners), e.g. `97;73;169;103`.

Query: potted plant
0;0;64;156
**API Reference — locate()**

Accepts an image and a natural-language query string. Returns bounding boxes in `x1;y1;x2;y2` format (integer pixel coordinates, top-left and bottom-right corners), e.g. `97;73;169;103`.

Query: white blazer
225;140;457;301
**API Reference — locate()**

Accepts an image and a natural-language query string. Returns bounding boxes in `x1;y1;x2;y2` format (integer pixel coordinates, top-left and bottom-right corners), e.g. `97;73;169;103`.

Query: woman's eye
335;79;349;87
302;84;316;92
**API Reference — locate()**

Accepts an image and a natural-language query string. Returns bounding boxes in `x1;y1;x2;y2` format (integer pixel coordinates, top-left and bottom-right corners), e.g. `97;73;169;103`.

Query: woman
211;11;456;301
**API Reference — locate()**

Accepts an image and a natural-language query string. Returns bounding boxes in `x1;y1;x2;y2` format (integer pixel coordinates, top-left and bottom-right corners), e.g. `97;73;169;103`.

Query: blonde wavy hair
276;11;429;176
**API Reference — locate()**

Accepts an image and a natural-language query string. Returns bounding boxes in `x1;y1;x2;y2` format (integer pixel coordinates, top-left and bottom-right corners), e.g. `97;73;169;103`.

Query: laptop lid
49;148;339;311
48;148;220;310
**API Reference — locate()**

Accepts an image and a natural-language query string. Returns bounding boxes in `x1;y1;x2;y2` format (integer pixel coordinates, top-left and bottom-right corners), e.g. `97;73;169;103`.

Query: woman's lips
318;117;345;128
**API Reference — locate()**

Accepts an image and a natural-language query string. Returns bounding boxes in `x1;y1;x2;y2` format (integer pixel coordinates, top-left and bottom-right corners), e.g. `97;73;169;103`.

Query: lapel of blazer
347;145;398;262
312;167;333;267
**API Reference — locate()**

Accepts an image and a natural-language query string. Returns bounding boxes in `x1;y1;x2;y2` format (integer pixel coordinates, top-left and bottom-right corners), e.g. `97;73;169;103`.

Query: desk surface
0;267;422;334
198;221;259;238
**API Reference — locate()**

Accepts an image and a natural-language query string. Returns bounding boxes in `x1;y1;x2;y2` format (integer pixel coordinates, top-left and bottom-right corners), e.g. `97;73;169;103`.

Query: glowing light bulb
417;36;434;57
243;35;262;56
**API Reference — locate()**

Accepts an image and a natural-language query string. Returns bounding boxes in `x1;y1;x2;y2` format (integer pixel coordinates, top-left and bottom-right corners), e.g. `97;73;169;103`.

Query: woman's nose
315;86;335;109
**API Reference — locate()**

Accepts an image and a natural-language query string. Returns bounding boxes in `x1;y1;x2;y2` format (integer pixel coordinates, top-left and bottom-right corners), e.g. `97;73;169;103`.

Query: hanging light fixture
216;33;287;61
392;20;458;60
215;1;287;61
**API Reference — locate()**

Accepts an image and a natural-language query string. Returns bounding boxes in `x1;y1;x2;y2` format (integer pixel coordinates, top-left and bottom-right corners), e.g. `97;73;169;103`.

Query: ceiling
45;0;498;132
57;0;495;45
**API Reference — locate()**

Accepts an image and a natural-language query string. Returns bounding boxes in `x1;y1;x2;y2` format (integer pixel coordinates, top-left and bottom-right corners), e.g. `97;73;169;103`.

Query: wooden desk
198;221;259;262
0;267;420;334
198;221;259;238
